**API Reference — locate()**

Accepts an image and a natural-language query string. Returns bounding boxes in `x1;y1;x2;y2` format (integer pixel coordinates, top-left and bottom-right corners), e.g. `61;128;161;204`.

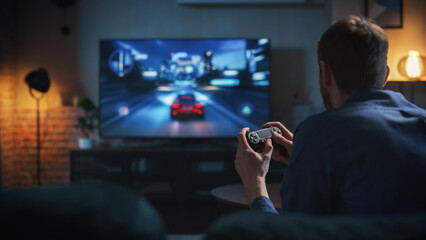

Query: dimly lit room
1;0;425;239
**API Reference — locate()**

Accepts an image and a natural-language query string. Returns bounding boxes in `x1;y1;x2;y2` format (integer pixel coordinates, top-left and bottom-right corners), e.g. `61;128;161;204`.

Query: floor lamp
25;69;50;186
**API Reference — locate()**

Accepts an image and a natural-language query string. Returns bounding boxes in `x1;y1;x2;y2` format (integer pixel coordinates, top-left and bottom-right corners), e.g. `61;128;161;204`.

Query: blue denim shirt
251;89;426;215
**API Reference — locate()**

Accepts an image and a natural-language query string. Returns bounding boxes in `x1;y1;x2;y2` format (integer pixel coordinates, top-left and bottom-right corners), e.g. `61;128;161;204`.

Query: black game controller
247;126;288;156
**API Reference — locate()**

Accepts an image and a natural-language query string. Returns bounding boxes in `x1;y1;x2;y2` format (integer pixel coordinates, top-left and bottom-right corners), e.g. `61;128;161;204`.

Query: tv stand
70;145;285;206
70;146;241;200
105;139;239;150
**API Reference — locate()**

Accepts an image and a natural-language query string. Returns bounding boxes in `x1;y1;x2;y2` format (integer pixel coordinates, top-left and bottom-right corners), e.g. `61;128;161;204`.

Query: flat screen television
99;38;270;139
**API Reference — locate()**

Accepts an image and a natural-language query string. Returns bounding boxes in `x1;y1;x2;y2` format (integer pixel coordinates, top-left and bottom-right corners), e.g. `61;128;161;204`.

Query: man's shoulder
295;107;356;133
292;109;350;147
295;89;426;140
297;89;425;130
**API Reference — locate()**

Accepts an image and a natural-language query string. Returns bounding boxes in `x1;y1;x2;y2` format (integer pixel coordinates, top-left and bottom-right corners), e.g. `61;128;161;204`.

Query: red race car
171;93;204;119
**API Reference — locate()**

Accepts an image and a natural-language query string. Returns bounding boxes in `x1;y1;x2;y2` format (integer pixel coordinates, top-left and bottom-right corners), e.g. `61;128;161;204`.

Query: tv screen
99;38;270;138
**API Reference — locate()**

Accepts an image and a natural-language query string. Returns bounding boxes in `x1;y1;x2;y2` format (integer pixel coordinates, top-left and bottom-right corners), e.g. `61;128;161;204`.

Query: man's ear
319;60;332;87
382;65;390;89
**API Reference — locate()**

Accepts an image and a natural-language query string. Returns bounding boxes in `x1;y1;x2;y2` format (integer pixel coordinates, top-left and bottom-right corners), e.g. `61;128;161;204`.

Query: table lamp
398;51;426;81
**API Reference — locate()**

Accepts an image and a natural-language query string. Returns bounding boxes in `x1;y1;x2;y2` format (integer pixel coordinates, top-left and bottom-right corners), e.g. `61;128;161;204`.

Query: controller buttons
249;133;260;143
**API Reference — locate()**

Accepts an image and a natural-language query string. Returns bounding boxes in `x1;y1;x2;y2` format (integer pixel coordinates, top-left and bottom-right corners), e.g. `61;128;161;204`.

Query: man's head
317;15;389;108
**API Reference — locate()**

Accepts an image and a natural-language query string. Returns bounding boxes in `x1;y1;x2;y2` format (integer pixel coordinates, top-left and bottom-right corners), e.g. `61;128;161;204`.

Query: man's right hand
235;128;273;205
262;122;293;165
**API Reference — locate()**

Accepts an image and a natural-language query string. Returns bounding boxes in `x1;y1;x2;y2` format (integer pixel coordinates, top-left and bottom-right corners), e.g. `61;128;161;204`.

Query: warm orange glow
406;51;422;79
398;51;426;81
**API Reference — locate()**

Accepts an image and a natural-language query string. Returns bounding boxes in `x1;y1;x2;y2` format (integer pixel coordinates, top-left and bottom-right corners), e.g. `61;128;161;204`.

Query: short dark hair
317;15;388;94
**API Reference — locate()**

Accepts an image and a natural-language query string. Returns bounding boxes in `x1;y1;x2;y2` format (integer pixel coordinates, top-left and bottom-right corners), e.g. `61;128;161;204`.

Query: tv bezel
98;38;272;144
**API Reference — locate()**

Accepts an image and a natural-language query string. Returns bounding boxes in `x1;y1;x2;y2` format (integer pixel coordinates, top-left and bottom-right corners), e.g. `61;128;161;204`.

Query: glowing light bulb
405;51;422;79
398;50;426;81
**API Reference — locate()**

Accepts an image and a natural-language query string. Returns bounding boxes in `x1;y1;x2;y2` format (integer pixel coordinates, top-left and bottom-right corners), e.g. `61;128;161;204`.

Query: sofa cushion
205;211;426;240
0;183;165;240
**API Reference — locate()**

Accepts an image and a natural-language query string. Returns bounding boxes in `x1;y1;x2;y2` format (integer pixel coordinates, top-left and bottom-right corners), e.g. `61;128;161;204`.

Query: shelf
387;79;426;82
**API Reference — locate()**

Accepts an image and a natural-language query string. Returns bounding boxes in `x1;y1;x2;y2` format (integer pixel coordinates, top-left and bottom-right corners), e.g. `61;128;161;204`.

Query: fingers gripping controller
247;127;288;156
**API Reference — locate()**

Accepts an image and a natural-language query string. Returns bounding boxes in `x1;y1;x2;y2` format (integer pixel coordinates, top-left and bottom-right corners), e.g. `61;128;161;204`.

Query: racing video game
99;38;270;138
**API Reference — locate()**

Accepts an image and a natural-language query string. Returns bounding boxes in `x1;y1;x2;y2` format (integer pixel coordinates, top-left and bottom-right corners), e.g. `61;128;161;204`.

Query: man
235;15;426;215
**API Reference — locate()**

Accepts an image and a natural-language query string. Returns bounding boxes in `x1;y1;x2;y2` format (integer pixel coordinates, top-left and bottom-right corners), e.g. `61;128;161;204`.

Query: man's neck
329;85;349;109
331;92;349;108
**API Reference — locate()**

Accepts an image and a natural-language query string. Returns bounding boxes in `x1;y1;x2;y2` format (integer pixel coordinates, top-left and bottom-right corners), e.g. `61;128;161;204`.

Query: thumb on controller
272;132;292;155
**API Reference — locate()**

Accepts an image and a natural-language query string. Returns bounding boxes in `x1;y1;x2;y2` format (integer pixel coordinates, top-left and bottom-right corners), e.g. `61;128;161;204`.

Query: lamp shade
398;51;426;81
25;69;51;93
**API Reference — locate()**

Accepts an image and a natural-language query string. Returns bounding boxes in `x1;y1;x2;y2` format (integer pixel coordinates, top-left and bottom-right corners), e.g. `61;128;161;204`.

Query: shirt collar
343;88;382;106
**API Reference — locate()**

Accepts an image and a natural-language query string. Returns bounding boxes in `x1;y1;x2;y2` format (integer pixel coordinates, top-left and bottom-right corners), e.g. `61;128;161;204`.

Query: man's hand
235;128;273;205
262;122;294;165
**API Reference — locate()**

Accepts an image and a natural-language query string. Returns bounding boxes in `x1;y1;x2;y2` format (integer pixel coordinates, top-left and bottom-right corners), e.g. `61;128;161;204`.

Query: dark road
100;85;267;137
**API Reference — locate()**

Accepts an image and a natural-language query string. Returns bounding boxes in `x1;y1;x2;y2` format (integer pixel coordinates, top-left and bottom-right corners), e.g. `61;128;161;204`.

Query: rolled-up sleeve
250;196;279;215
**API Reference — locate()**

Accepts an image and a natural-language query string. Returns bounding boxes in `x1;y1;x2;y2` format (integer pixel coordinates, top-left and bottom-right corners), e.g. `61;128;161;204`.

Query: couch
204;210;426;240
